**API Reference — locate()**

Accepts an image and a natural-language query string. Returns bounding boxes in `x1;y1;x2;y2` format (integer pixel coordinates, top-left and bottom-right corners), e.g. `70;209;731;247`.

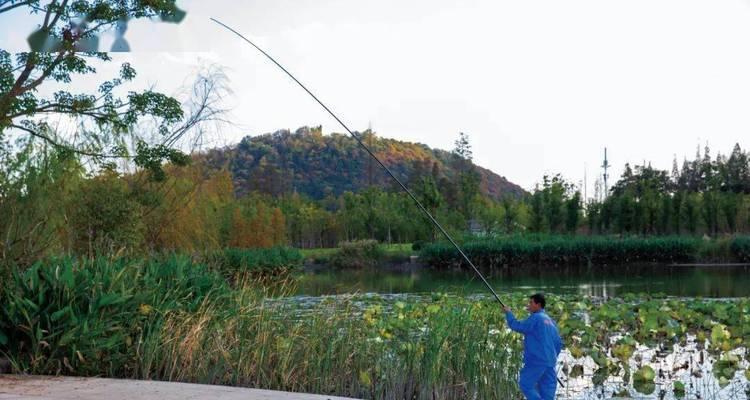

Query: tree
0;1;210;179
565;191;581;234
684;193;700;235
529;189;545;233
542;175;567;233
0;140;83;265
671;191;683;234
720;192;739;234
452;132;481;218
69;169;145;256
501;197;519;234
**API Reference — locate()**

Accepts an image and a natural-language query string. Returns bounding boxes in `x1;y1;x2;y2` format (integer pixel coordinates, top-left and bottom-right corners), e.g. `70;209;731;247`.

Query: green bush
420;236;701;269
204;247;304;277
730;236;750;262
412;240;427;252
330;240;384;269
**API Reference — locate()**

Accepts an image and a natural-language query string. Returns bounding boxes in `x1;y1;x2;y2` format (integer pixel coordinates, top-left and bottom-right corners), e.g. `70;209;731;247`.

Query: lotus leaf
634;365;655;382
592;368;609;386
718;376;730;388
634;380;656;395
613;344;634;361
673;380;685;396
711;324;730;344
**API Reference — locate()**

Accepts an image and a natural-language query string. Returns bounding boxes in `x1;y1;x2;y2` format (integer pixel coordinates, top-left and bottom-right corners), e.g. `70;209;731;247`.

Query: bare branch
9;123;125;159
0;0;36;15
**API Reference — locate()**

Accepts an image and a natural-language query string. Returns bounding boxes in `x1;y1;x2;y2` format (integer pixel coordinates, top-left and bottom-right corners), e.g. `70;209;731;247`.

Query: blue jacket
505;310;562;367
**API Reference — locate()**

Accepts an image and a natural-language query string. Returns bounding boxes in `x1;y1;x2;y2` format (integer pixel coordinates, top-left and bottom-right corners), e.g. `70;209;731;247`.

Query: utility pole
601;148;610;199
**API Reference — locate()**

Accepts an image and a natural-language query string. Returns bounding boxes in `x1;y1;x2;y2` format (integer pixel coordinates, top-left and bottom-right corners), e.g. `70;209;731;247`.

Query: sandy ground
0;375;360;400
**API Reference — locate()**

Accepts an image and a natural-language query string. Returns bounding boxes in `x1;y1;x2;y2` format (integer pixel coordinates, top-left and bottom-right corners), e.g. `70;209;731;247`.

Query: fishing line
210;17;565;388
209;17;504;306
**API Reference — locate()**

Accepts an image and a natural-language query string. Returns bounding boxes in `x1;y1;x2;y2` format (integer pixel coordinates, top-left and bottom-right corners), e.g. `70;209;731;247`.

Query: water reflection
296;265;750;298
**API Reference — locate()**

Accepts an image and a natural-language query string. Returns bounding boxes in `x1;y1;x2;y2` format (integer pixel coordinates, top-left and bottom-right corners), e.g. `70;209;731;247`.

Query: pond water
295;264;750;298
290;265;750;399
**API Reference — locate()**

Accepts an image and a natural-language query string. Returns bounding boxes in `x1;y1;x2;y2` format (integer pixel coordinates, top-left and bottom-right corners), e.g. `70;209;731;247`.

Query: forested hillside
202;126;526;200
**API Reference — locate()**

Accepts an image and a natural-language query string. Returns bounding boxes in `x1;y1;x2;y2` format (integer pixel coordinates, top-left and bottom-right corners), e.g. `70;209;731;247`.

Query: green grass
299;247;338;260
300;243;414;265
0;256;521;399
204;247;304;278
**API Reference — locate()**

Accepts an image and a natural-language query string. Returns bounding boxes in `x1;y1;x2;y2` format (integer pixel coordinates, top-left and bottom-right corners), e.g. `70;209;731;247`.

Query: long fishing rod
210;17;504;306
211;17;565;389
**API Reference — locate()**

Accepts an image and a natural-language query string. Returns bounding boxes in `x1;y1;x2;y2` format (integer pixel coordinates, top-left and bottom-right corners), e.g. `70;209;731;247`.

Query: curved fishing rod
212;18;566;388
209;17;502;304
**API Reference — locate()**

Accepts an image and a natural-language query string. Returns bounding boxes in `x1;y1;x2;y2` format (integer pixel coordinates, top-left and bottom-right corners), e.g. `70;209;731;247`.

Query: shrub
412;240;427;252
730;236;750;262
420;236;701;269
204;247;304;277
330;240;384;269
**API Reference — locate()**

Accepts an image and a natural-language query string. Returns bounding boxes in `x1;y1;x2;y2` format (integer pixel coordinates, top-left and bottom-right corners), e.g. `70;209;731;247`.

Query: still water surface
296;265;750;298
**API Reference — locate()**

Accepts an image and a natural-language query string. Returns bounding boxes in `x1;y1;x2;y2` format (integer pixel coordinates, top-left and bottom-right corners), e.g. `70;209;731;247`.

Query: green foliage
69;170;145;256
0;255;225;375
730;236;750;262
0;1;196;179
0;141;87;266
0;258;522;399
329;240;384;269
220;127;525;202
205;247;303;277
420;235;700;268
592;146;750;237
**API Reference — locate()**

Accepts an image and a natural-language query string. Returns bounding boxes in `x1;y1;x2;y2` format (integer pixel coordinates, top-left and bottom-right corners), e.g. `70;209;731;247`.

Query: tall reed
1;256;522;399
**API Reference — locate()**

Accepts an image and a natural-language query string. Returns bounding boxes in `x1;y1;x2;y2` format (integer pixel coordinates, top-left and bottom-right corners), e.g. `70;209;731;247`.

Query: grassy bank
0;256;521;399
420;235;750;270
2;255;749;398
204;247;304;278
300;242;414;267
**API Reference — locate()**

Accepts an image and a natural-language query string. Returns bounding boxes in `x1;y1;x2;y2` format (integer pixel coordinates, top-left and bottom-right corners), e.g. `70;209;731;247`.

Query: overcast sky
3;0;750;193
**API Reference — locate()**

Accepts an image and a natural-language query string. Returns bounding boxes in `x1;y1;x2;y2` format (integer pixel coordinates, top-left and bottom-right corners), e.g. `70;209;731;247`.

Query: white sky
3;0;750;192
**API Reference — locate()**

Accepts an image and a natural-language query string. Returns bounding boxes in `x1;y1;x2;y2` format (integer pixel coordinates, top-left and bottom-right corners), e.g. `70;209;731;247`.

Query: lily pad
569;364;584;378
634;380;656;395
673;380;685;397
718;376;730;388
613;343;634;361
634;365;655;382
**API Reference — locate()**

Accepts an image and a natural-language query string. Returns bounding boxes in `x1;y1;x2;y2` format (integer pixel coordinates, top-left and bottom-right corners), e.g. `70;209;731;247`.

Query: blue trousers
519;364;557;400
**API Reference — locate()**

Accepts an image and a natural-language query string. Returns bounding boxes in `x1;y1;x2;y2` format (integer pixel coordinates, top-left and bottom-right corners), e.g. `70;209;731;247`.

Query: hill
203;127;527;200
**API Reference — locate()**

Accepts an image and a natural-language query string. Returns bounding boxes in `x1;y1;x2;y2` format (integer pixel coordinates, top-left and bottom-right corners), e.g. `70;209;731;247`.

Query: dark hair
530;293;546;308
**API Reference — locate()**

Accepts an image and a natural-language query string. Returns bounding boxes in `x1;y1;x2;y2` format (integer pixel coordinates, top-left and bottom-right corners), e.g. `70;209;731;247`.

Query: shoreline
0;375;359;400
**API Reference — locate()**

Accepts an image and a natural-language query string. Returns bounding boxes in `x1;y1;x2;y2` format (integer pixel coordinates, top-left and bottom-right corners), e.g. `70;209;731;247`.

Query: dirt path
0;375;359;400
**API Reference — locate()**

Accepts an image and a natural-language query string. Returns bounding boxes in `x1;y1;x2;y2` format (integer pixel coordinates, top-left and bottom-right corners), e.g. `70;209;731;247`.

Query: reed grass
0;256;522;399
419;235;734;269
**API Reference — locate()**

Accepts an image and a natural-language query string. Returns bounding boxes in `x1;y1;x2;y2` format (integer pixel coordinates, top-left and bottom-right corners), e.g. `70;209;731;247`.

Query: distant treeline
584;144;750;236
2;133;750;268
0;132;496;265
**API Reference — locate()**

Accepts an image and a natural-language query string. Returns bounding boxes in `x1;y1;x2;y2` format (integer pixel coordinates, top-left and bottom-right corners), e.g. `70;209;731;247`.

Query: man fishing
212;18;565;398
504;293;563;400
